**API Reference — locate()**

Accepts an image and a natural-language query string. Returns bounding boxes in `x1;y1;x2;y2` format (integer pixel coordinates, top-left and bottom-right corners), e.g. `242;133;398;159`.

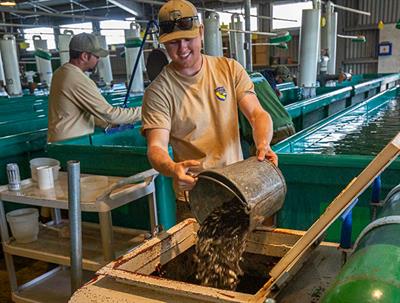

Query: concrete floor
277;244;343;303
0;255;48;303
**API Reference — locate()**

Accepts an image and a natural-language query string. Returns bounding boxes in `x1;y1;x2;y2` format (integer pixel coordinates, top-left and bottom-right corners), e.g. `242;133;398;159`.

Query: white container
37;166;54;190
0;34;22;96
30;158;60;181
6;208;39;243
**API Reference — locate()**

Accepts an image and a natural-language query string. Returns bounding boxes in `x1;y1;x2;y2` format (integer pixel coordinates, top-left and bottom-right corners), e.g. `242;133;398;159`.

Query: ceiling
0;0;295;28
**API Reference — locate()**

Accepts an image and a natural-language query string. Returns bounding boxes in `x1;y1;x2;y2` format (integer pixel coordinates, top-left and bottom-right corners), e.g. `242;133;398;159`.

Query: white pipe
58;30;74;66
244;0;252;72
0;51;6;84
33;36;53;86
124;22;144;94
299;9;321;88
203;11;223;57
0;35;22;96
337;34;364;40
229;14;246;68
326;1;337;74
331;3;371;16
220;28;277;36
96;35;113;87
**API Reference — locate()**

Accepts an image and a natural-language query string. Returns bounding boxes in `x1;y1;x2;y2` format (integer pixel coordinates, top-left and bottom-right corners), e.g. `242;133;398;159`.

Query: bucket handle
193;175;249;212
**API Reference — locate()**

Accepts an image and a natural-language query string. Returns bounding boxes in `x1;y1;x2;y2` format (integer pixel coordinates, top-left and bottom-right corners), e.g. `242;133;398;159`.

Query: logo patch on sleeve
215;86;227;101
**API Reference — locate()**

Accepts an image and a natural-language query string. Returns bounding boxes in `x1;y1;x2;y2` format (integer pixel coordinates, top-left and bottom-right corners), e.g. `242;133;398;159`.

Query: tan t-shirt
48;63;141;142
142;55;255;171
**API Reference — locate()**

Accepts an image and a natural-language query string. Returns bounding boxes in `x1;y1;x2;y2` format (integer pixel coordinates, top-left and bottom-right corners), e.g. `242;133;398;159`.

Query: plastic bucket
189;157;287;230
30;157;60;181
6;208;39;243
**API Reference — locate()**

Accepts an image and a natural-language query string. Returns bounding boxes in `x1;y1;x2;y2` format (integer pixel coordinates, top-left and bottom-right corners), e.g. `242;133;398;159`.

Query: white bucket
6;208;39;243
30;158;60;181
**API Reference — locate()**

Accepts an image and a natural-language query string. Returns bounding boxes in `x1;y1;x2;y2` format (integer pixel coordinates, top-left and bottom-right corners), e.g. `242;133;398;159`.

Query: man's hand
172;160;201;192
256;144;278;166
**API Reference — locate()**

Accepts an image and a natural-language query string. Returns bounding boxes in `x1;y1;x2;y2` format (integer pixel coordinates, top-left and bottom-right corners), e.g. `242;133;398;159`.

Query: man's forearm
147;145;176;177
252;111;273;148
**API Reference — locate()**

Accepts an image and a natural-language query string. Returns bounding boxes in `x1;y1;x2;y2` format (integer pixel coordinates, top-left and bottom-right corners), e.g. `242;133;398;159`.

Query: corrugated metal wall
359;0;400;25
337;0;400;73
259;0;399;74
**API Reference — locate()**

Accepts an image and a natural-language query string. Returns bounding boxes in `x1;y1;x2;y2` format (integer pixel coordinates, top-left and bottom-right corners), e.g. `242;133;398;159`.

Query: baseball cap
275;65;293;82
69;33;108;57
158;0;200;43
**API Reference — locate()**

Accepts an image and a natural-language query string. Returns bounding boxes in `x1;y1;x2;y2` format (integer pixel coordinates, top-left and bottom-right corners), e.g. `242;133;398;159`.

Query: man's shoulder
203;55;241;72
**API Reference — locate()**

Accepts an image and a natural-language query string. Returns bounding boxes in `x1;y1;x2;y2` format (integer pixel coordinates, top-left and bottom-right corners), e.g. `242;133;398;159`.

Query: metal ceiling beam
0;7;113;20
107;0;143;16
70;0;90;11
26;2;60;14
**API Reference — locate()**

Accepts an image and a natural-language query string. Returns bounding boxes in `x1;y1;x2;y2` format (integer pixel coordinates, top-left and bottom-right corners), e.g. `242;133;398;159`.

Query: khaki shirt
142;55;255;172
48;63;141;142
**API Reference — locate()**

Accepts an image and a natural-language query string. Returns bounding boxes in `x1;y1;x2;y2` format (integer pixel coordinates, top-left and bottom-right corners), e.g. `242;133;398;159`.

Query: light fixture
0;1;16;6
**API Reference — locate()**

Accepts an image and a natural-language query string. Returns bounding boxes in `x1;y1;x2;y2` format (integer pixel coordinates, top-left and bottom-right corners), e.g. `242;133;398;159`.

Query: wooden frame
94;219;332;302
73;133;400;302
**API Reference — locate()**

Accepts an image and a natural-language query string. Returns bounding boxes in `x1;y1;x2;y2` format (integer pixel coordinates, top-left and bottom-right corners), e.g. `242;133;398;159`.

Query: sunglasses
159;16;199;35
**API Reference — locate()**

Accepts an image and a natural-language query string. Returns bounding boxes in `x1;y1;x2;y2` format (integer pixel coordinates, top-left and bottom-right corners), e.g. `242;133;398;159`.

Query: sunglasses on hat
159;16;199;35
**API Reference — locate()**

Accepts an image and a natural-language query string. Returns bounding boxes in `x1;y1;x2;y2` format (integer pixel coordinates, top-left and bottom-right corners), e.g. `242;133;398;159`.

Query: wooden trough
71;219;335;302
70;133;400;303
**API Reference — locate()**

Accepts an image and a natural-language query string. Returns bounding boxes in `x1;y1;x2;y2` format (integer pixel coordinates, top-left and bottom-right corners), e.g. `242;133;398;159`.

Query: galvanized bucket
189;157;286;230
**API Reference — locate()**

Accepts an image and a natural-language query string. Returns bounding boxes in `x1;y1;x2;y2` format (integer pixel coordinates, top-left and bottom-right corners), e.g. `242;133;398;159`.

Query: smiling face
164;26;203;76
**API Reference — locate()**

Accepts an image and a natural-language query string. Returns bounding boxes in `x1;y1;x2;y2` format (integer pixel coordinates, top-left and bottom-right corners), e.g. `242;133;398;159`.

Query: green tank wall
321;187;400;303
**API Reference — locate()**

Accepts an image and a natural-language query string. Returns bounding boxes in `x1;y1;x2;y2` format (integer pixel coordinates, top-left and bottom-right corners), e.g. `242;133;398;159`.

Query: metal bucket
189;157;286;230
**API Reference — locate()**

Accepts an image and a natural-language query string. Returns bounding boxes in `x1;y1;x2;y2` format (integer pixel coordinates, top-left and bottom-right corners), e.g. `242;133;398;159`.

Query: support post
68;160;82;295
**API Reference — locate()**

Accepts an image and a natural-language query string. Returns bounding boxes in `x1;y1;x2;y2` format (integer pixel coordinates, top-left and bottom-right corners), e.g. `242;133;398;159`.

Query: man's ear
80;52;89;61
199;24;204;41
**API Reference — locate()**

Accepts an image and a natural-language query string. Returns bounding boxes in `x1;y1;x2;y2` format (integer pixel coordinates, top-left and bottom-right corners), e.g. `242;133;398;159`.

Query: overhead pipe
220;28;277;36
337;34;366;42
328;2;371;16
244;0;252;72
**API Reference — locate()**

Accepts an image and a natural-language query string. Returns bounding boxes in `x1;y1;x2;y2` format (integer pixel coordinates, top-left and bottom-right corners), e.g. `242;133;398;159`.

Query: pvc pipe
0;34;22;96
220;28;276;36
58;30;74;66
203;11;223;57
33;36;53;86
330;3;371;16
68;160;82;295
124;22;144;95
96;35;113;88
0;51;6;84
244;0;252;72
340;198;358;249
325;1;337;75
298;9;321;88
229;14;246;68
371;176;381;204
